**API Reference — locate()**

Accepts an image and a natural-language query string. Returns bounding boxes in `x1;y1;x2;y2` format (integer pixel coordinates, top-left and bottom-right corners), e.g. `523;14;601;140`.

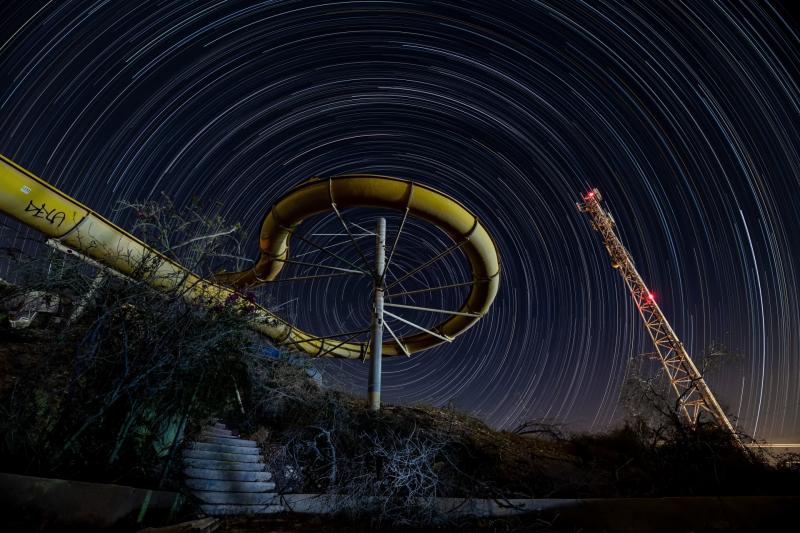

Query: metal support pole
368;217;386;411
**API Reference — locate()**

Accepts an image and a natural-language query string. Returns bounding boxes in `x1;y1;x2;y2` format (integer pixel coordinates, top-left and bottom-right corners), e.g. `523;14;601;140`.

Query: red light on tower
647;292;655;301
587;191;595;198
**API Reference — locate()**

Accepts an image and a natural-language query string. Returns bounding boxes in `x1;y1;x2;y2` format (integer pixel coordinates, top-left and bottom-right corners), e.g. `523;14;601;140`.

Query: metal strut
577;188;740;444
368;217;387;411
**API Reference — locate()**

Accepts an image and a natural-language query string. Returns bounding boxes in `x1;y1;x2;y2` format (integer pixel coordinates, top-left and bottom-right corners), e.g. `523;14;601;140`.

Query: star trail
1;1;799;443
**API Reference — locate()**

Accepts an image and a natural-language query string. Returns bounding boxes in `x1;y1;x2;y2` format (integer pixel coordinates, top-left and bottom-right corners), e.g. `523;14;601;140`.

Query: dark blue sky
1;1;799;442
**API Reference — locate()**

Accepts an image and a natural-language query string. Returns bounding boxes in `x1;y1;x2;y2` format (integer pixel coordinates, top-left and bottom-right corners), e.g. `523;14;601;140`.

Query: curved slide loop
0;155;500;358
214;175;501;357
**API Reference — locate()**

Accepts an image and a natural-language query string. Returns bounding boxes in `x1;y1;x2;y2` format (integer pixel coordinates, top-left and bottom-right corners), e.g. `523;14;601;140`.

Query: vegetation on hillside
0;198;797;528
228;352;798;505
0;197;254;489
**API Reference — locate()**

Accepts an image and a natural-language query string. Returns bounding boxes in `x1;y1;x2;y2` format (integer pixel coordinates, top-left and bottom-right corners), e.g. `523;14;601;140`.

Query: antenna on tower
577;188;741;446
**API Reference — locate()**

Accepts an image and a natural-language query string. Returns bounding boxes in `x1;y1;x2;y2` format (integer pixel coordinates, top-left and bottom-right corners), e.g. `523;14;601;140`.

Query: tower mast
577;189;738;440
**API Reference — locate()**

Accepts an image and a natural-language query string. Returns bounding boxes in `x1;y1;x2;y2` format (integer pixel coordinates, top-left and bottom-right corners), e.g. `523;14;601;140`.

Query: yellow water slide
0;154;500;358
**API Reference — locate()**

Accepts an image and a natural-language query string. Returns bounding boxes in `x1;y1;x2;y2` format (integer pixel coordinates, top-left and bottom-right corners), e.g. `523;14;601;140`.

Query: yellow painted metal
0;155;89;238
0;154;295;344
215;175;501;357
0;154;500;358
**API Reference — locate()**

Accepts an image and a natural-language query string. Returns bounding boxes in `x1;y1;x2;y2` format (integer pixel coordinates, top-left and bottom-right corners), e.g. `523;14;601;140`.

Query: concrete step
185;478;275;493
201;436;257;448
191;442;260;455
200;504;284;516
201;428;234;437
184;449;262;463
184;458;266;471
192;491;280;505
184;468;272;482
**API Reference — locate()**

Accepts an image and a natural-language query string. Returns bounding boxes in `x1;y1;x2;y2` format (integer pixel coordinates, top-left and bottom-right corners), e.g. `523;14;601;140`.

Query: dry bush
231;354;461;524
558;353;800;498
235;354;569;524
334;426;446;524
0;197;258;488
237;349;800;519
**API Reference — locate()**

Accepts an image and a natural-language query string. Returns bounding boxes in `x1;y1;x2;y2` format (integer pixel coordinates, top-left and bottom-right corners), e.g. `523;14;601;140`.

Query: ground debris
138;517;221;532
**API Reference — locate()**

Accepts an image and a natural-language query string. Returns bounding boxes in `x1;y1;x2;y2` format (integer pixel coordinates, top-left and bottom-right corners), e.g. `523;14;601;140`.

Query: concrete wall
0;472;181;531
280;493;798;532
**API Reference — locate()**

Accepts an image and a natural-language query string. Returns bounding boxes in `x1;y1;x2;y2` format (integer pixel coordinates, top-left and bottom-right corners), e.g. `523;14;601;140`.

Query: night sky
1;1;799;443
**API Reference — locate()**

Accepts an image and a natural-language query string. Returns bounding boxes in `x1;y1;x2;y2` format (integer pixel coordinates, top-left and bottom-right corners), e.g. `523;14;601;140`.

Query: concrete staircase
183;421;283;516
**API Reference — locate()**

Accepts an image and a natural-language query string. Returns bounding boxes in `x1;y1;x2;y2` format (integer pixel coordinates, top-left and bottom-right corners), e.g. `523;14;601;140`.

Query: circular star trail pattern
1;1;799;441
